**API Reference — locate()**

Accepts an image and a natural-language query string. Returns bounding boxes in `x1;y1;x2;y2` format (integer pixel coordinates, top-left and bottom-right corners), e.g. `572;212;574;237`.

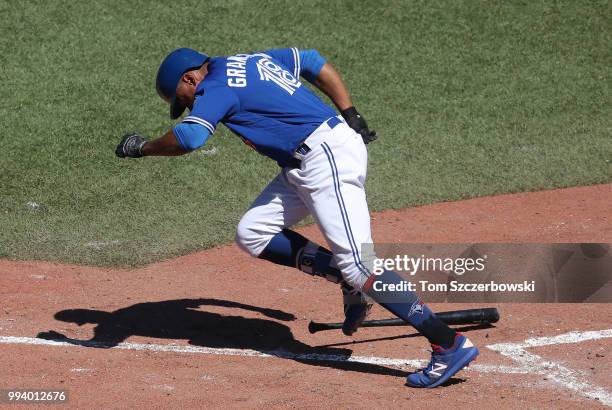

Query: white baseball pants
235;119;374;290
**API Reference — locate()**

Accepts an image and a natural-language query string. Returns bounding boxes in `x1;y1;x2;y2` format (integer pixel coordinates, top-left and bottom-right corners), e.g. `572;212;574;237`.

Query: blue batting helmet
156;48;210;119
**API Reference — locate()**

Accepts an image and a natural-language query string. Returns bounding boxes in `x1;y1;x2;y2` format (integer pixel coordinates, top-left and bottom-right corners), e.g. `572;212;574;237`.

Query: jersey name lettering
227;54;249;87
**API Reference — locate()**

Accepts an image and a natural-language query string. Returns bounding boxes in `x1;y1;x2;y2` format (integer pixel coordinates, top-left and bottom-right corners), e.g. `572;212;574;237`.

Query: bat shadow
315;323;496;348
37;298;410;379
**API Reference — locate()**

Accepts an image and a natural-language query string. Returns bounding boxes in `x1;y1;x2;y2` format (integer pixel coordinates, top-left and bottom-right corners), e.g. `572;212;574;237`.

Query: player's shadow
36;298;416;379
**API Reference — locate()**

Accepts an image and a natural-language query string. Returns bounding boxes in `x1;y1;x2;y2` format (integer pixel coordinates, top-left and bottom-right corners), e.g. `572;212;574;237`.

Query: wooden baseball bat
308;307;499;334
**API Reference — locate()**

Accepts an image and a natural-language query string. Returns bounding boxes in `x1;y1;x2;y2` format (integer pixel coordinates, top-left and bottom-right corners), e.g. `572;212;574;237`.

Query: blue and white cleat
406;333;479;388
341;282;372;336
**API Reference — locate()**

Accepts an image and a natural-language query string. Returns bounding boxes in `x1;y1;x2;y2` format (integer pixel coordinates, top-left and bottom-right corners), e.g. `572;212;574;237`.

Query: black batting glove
115;133;148;158
340;106;378;144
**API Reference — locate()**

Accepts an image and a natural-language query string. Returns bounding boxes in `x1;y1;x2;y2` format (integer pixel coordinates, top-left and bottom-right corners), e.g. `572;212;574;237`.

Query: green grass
0;0;610;266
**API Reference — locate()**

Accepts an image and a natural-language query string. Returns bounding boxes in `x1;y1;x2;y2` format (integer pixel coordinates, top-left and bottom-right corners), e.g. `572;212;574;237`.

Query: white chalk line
510;329;612;349
0;335;518;374
487;329;612;407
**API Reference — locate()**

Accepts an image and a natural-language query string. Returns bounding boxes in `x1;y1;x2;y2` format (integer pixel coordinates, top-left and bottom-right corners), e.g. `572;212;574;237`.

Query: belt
292;116;343;163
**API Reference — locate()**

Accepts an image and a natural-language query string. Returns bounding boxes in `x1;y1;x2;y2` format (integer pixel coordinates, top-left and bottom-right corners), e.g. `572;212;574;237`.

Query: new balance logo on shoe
428;363;448;377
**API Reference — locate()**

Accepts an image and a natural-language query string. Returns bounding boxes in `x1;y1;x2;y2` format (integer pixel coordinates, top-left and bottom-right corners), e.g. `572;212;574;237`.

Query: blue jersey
177;48;337;166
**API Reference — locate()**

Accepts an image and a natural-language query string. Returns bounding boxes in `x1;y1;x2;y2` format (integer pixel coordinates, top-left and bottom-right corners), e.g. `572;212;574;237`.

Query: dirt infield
1;184;611;409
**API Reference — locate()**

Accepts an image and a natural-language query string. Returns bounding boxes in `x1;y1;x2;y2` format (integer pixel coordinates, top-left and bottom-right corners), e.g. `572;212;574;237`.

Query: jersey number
256;58;302;95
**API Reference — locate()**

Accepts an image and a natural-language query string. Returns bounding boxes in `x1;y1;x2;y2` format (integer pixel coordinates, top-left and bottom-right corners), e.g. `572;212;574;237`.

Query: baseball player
115;47;478;388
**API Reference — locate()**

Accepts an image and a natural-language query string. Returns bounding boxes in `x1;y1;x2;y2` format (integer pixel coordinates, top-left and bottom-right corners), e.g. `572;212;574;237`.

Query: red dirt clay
1;184;611;409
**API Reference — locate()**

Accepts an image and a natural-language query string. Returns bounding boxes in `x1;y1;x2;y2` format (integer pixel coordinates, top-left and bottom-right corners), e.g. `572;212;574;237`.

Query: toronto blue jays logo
256;58;302;95
408;300;424;317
